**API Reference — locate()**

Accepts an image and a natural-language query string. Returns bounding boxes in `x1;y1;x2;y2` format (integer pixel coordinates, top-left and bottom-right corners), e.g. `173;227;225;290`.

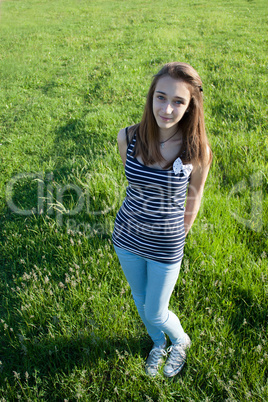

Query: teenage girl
112;62;212;377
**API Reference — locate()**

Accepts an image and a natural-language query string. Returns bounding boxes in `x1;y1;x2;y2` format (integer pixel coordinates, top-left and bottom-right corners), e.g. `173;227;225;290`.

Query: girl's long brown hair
129;62;212;169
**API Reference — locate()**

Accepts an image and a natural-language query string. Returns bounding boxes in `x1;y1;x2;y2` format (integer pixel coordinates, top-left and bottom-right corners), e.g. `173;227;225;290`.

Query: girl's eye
157;95;165;101
175;100;183;105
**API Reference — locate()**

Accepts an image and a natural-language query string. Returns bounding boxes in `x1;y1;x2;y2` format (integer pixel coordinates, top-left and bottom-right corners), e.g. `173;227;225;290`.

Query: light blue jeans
114;245;186;347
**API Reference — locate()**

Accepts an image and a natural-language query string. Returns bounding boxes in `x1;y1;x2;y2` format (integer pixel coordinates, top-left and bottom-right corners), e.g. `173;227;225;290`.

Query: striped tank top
112;130;193;263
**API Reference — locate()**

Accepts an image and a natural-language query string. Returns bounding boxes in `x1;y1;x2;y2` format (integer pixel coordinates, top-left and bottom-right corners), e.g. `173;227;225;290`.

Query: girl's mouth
160;116;172;121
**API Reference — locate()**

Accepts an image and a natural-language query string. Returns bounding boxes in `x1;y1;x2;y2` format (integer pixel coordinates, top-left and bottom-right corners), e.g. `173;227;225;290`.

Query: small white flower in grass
261;251;267;259
184;258;189;271
22;273;30;281
13;371;20;379
114;387;119;395
256;344;262;353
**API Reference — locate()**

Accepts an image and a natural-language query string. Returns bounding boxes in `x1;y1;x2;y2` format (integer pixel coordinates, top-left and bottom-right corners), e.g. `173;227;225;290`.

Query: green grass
0;0;267;400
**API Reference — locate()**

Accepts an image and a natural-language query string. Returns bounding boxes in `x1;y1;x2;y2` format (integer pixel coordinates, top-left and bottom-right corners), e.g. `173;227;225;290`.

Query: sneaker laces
147;346;167;368
166;344;186;366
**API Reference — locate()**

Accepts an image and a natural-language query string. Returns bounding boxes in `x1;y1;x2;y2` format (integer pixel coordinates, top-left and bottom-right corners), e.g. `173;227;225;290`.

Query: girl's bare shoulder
117;124;137;145
117;128;127;145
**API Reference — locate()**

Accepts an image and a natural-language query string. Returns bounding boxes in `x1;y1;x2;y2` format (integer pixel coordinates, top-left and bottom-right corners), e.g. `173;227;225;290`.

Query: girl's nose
163;103;173;114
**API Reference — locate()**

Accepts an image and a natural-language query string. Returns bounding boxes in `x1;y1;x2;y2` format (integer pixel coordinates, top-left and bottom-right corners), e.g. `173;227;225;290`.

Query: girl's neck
158;127;182;143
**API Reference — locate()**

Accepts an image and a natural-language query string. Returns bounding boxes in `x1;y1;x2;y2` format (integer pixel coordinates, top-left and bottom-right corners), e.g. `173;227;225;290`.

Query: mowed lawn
0;0;267;400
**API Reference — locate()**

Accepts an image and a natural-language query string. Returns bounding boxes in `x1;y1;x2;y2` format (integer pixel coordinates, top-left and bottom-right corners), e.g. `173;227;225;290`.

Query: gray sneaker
145;343;167;377
163;334;191;377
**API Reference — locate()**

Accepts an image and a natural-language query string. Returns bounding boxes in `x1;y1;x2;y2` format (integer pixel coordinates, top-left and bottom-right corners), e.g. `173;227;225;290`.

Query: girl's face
152;75;191;134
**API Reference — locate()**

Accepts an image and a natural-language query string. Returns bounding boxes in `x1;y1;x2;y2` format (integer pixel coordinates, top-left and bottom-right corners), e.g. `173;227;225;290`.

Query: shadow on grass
47;115;114;170
229;284;267;335
0;330;151;392
0;212;151;395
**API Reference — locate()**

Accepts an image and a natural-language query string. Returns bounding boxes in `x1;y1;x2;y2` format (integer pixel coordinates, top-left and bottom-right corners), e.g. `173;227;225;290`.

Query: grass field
0;0;267;400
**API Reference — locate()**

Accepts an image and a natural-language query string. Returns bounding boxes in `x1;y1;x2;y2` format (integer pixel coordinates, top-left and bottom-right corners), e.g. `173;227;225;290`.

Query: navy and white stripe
112;133;192;263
